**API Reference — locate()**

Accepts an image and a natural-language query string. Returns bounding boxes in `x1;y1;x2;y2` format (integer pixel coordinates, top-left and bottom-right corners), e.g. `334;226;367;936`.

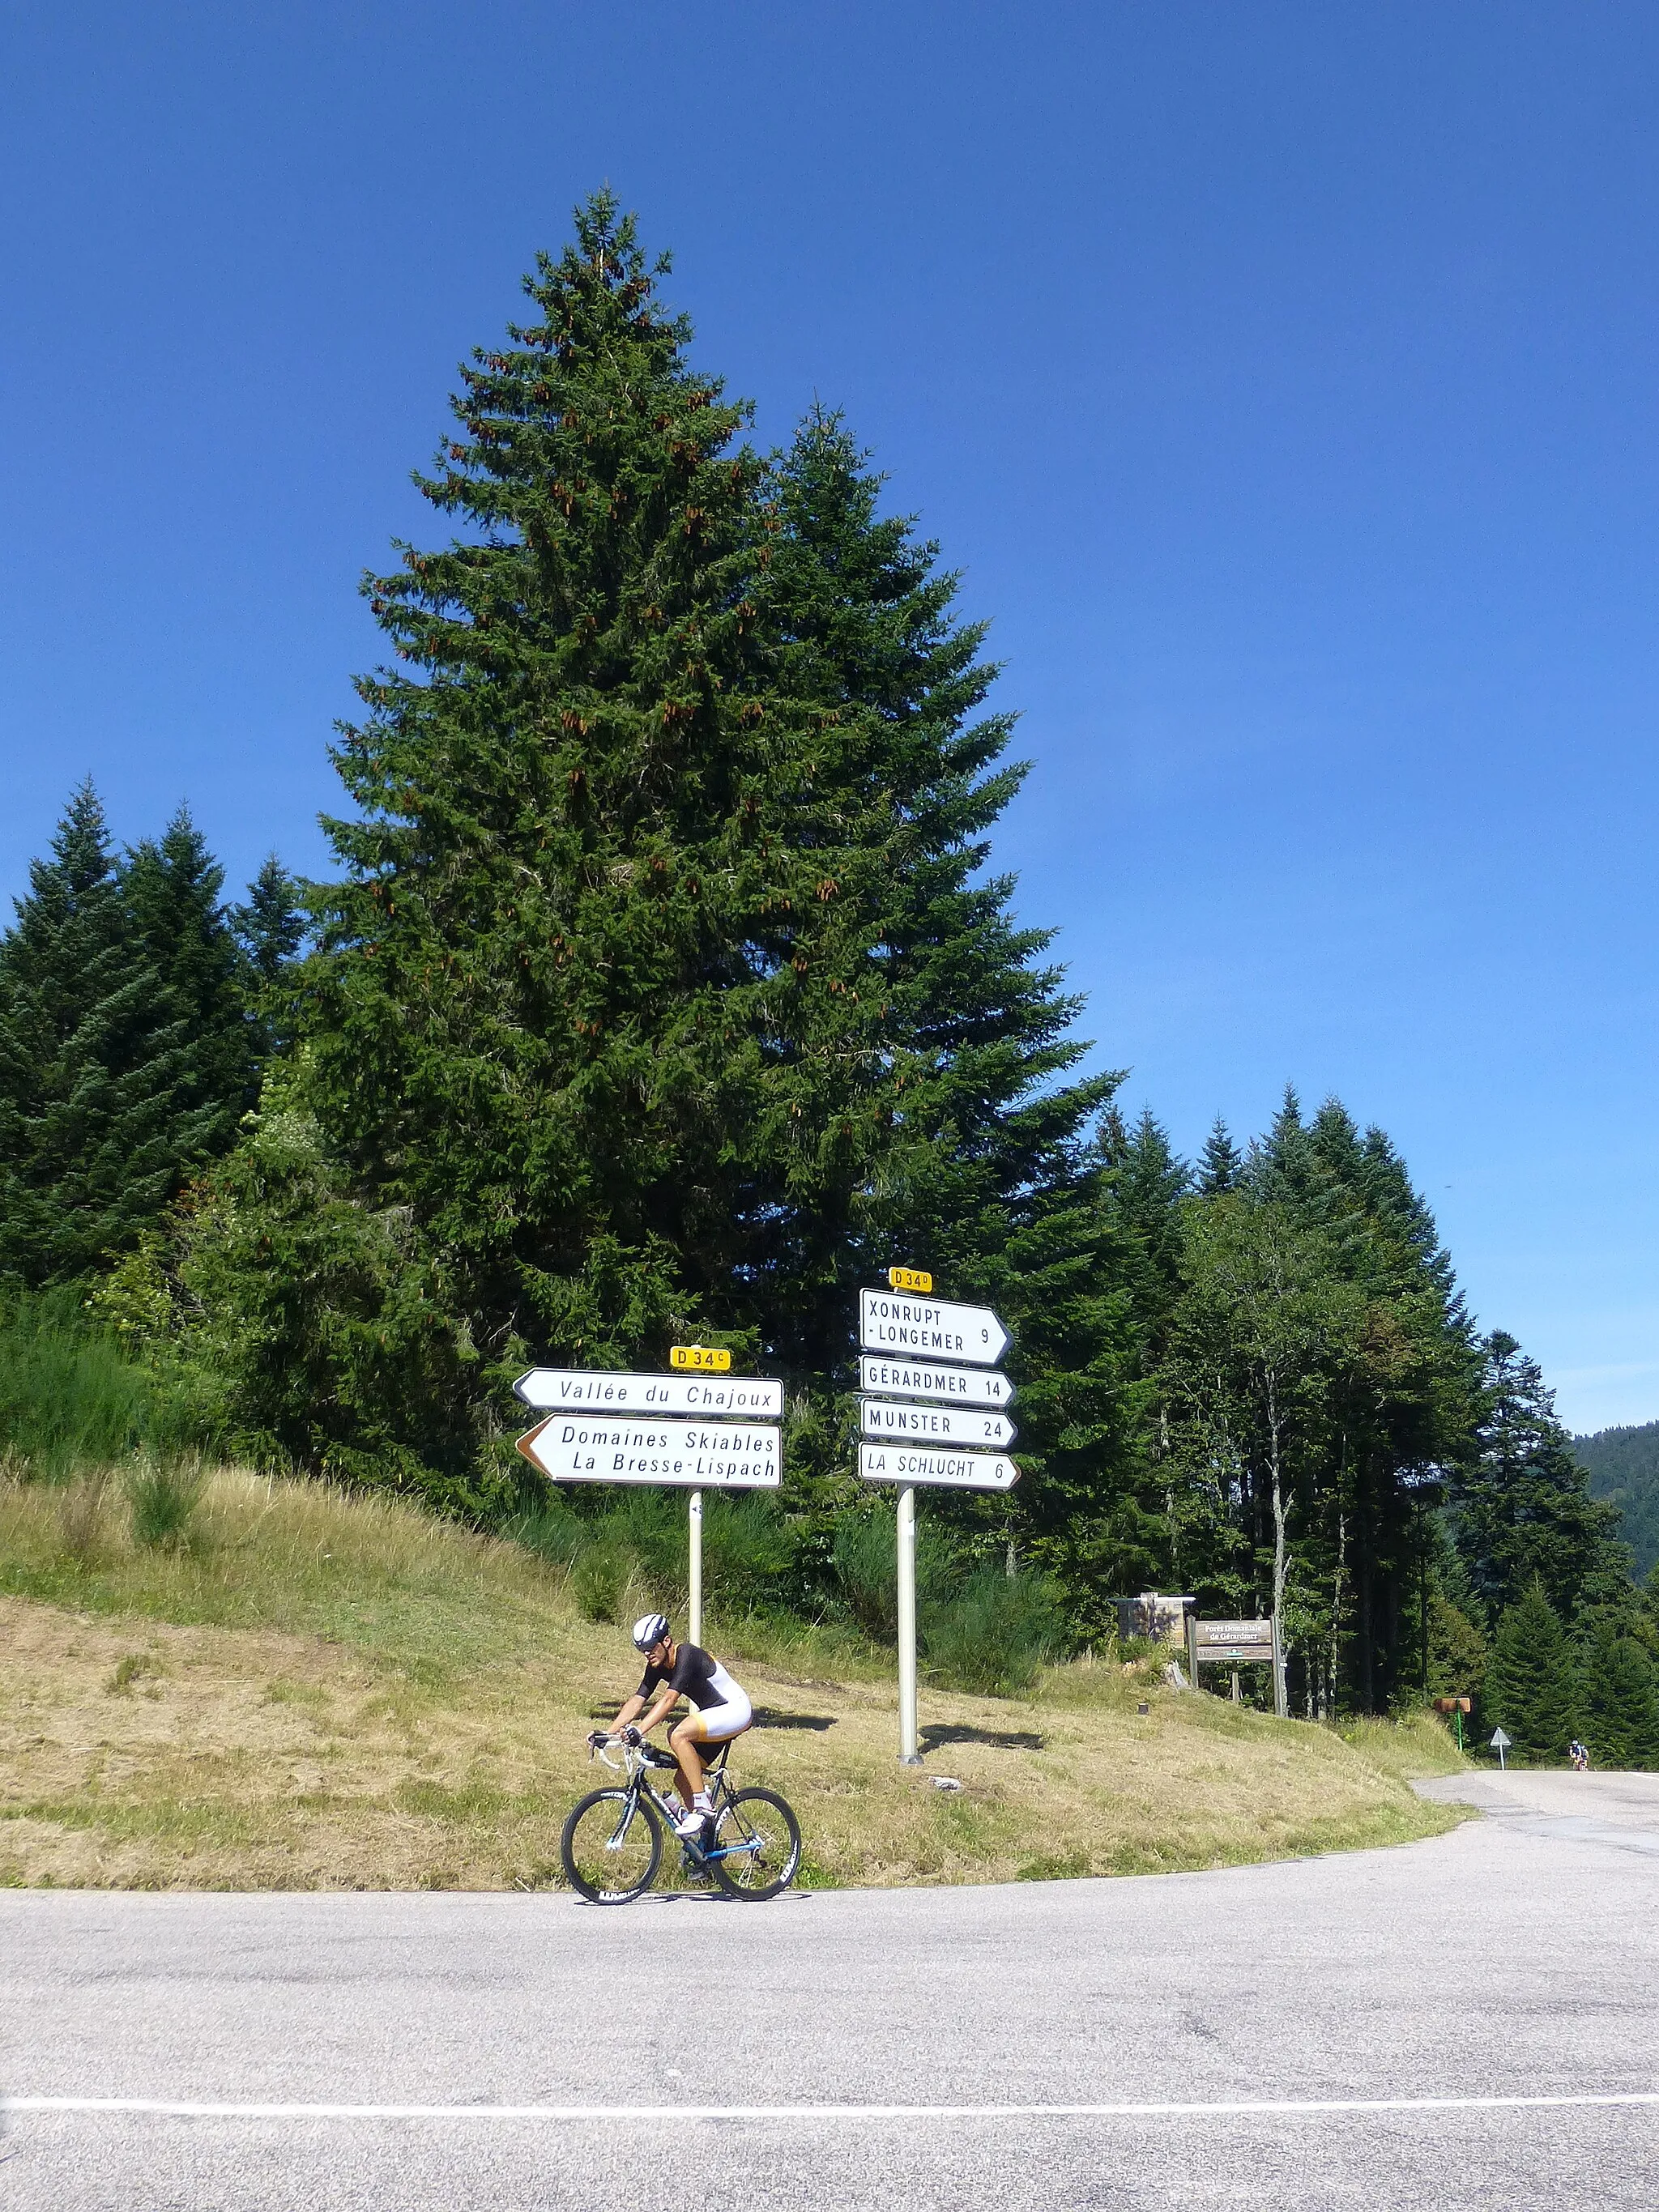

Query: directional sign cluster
514;1365;783;1488
855;1288;1017;1492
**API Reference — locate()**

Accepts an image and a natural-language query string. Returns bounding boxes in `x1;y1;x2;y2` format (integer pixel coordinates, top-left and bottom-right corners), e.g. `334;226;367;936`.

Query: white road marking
7;2092;1658;2121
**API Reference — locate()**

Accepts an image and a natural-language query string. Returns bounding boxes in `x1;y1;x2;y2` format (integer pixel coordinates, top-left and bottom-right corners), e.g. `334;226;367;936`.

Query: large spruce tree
294;191;843;1396
1484;1580;1582;1763
183;200;1142;1600
1451;1333;1631;1626
0;786;220;1284
1580;1617;1659;1769
762;408;1149;1615
122;806;259;1153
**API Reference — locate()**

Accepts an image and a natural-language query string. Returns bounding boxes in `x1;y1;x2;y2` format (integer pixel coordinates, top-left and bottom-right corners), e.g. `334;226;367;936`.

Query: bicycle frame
588;1741;764;1868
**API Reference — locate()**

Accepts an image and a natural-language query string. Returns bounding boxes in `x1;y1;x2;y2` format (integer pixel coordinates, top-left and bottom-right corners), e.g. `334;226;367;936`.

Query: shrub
1;1289;159;1479
0;1286;216;1482
57;1471;113;1562
128;1456;206;1551
923;1566;1066;1697
832;1509;956;1642
506;1500;586;1567
702;1493;792;1615
570;1541;630;1625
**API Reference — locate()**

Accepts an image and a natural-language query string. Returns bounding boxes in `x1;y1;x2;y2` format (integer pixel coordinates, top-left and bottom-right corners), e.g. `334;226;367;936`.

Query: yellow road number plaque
670;1345;733;1372
887;1265;934;1294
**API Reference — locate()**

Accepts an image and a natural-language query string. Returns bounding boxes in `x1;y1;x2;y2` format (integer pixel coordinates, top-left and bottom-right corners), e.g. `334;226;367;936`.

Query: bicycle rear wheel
709;1787;802;1899
561;1788;662;1903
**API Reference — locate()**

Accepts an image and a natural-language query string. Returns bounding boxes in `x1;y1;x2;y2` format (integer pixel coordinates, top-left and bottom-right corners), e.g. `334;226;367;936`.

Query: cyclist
589;1614;753;1840
1570;1738;1590;1772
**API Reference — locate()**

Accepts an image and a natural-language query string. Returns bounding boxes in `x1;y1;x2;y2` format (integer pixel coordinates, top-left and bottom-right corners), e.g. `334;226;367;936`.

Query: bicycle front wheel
710;1787;802;1900
561;1788;662;1903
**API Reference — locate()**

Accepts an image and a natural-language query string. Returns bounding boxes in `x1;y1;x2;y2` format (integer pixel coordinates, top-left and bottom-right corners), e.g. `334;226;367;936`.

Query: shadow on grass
920;1722;1046;1754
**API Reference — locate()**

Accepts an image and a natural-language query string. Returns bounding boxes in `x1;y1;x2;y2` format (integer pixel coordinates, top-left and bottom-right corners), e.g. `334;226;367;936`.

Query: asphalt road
5;1774;1657;2210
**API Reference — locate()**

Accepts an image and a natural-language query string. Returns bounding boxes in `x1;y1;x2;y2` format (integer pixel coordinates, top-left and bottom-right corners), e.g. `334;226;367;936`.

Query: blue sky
2;3;1655;1431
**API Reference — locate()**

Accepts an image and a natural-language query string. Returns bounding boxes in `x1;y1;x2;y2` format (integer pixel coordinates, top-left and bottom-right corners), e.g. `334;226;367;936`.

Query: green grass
0;1288;213;1482
1;1464;1469;1894
1335;1711;1469;1781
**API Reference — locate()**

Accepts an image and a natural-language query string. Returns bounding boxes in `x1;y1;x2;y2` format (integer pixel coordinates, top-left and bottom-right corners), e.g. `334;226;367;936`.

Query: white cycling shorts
692;1686;753;1741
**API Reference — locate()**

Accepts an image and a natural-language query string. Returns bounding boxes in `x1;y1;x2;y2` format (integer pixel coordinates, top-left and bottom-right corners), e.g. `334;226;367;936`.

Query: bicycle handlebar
587;1738;676;1776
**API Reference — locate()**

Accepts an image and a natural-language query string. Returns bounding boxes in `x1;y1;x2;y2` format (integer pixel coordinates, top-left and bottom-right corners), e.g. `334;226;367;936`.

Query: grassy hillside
0;1468;1466;1892
1576;1421;1659;1581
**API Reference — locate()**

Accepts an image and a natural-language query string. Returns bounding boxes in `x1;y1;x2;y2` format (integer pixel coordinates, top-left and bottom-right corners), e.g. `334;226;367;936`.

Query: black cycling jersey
638;1642;743;1712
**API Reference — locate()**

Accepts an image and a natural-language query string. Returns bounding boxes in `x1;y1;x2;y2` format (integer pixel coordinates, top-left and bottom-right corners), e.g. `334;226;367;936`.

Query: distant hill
1574;1421;1659;1583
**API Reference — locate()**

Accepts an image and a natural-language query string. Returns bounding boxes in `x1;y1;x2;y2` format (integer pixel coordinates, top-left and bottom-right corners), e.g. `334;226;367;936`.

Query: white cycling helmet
632;1613;671;1652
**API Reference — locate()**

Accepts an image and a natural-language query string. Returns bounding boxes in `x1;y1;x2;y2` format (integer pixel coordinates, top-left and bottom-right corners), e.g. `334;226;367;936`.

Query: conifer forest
3;195;1653;1758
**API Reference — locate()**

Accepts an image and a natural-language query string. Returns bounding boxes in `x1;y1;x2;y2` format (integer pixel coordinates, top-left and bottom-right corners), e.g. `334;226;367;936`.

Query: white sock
693;1792;712;1812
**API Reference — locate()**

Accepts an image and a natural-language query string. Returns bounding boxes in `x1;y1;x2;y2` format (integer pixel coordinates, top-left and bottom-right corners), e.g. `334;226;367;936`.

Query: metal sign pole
896;1484;920;1764
688;1491;703;1647
1272;1612;1288;1720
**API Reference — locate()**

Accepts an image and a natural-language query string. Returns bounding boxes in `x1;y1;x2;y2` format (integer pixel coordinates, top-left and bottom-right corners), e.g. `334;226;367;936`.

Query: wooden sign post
1185;1614;1289;1720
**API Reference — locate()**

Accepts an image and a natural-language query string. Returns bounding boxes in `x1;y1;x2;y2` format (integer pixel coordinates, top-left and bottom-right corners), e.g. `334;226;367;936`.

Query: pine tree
1104;1110;1188;1289
1196;1116;1242;1196
290;190;830;1395
231;855;307;1063
1484;1580;1581;1763
762;407;1149;1620
122;806;258;1153
181;208;1147;1586
1452;1333;1631;1625
0;786;219;1284
201;196;1086;1495
1099;1106;1188;1384
233;856;307;986
1580;1618;1659;1770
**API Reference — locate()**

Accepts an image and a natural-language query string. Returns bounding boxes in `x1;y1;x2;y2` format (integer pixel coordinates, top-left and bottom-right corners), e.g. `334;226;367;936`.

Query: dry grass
0;1468;1468;1891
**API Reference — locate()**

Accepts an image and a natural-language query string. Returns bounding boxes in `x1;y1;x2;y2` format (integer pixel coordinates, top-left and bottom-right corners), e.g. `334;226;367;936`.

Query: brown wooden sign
1185;1613;1288;1719
1194;1618;1275;1660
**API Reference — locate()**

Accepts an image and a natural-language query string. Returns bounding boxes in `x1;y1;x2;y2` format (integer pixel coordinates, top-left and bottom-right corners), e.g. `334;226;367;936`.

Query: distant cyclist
1570;1739;1590;1772
589;1615;753;1840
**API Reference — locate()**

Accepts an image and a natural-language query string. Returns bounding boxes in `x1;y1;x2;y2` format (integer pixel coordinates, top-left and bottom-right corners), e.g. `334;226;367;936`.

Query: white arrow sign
859;1289;1010;1366
857;1355;1013;1410
517;1416;780;1488
514;1367;783;1420
857;1442;1019;1491
1491;1726;1511;1771
860;1400;1016;1449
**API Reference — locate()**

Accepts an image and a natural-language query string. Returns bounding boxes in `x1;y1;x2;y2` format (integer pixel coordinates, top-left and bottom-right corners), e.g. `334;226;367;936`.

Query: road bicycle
560;1735;802;1905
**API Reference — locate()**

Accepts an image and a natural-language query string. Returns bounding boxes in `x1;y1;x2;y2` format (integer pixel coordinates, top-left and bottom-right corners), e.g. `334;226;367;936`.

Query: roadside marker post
513;1349;780;1650
896;1483;919;1768
1434;1694;1472;1752
673;1346;725;1640
857;1273;1017;1764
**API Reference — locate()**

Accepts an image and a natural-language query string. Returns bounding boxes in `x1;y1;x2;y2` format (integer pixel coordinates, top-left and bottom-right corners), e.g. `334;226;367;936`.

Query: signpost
1184;1615;1289;1720
859;1400;1016;1449
513;1354;782;1644
515;1416;781;1488
1491;1726;1511;1771
857;1442;1018;1490
856;1270;1017;1763
514;1368;783;1419
857;1356;1014;1410
859;1289;1011;1365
